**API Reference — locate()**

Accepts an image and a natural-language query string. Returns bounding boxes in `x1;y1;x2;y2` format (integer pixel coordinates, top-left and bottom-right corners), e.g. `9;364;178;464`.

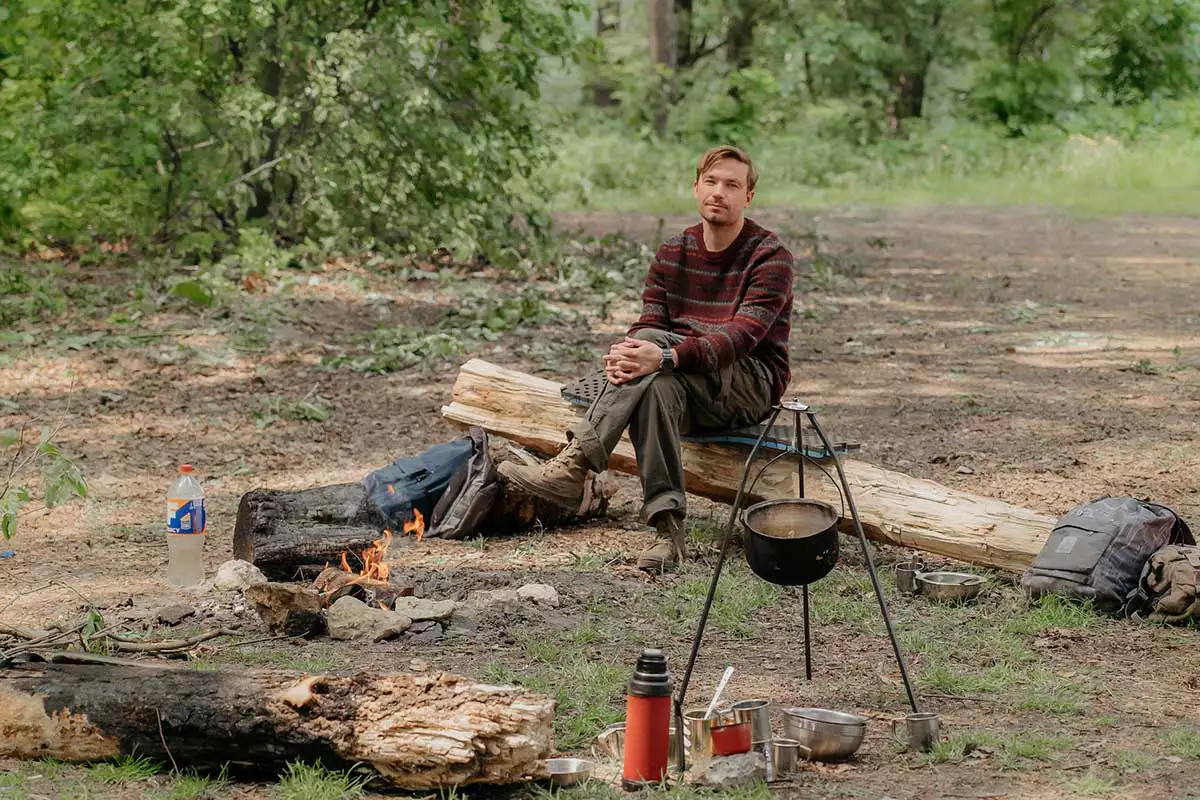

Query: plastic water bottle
166;464;206;587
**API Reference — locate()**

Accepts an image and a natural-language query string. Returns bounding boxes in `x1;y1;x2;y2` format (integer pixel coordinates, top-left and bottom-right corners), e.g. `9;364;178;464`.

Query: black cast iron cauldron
742;498;840;586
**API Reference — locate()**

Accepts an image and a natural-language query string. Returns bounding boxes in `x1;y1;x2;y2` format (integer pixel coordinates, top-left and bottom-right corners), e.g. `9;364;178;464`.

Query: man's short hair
695;145;758;192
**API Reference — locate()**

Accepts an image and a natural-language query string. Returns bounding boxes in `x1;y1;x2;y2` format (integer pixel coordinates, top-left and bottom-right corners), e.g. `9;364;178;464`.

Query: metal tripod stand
672;398;921;773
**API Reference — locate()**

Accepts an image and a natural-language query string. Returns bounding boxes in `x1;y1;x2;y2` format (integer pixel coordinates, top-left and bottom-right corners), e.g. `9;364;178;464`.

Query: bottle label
168;498;206;535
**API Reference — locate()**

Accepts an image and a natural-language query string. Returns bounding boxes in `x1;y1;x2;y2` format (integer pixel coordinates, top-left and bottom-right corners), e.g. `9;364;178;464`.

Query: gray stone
463;589;521;613
390;596;457;622
517;583;560;608
214;559;268;591
326;596;412;642
406;620;443;644
155;604;195;626
692;752;767;790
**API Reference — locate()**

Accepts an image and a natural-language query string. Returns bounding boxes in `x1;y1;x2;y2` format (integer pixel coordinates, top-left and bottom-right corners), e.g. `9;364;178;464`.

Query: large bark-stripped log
234;440;612;580
0;664;553;789
441;359;1057;572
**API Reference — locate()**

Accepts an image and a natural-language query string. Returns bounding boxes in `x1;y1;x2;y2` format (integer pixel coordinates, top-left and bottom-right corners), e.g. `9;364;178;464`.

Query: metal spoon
704;666;735;720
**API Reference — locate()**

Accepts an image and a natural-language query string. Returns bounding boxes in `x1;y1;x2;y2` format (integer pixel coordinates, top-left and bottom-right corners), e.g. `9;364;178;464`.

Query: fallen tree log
441;359;1057;573
234;440;612;580
0;663;554;789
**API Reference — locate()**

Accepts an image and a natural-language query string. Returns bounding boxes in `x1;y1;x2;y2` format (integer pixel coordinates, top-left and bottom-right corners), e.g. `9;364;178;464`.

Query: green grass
1162;725;1200;759
659;558;781;639
916;730;999;765
547;116;1200;217
1003;595;1100;634
997;732;1073;769
277;762;367;800
88;752;163;783
487;632;628;749
192;643;342;673
1070;770;1118;797
1111;749;1159;774
151;768;230;800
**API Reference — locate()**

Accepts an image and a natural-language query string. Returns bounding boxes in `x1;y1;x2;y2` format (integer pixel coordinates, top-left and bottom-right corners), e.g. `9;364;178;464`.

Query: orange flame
334;509;422;581
402;508;425;542
337;529;393;581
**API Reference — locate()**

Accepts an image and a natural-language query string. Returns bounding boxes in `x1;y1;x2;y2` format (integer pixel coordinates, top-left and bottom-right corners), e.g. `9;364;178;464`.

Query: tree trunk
441;359;1058;573
725;5;756;71
649;0;677;134
590;0;620;107
675;0;694;69
233;439;612;580
0;664;554;789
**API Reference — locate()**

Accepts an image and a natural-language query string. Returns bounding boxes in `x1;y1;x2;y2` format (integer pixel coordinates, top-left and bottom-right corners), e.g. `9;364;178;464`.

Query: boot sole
498;462;584;512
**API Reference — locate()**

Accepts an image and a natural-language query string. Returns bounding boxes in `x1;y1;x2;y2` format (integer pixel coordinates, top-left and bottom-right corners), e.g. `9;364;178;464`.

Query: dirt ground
3;207;1200;799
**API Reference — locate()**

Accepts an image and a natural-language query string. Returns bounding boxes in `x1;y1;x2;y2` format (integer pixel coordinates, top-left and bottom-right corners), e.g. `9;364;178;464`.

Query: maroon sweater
628;218;794;402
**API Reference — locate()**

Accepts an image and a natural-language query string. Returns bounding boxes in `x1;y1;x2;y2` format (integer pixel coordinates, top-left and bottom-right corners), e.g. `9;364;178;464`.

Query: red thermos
623;648;674;790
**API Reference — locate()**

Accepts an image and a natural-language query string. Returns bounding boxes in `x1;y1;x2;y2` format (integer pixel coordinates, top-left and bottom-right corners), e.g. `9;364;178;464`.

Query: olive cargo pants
568;330;775;524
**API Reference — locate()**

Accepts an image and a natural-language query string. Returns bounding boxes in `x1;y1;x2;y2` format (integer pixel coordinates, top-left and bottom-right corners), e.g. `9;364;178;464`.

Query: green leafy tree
0;0;582;258
1093;0;1200;103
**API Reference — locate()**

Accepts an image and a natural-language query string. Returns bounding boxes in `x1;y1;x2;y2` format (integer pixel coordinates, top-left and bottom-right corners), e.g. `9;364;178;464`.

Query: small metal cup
596;722;625;760
892;712;940;752
731;699;772;745
683;708;715;770
895;563;923;595
771;738;802;778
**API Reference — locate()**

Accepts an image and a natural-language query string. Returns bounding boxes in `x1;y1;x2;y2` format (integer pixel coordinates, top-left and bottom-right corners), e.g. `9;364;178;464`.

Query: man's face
693;158;754;227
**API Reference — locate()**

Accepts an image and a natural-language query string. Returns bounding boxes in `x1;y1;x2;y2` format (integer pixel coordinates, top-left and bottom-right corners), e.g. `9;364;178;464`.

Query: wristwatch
659;347;675;373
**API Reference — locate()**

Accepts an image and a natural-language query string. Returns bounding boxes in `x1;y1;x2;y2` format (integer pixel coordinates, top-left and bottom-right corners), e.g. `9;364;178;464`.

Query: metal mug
891;712;940;752
895;563;924;595
731;699;773;745
771;738;802;778
683;708;715;770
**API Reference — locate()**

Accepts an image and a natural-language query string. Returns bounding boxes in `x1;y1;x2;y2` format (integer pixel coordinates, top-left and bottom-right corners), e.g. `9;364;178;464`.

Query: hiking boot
497;437;590;511
638;512;687;573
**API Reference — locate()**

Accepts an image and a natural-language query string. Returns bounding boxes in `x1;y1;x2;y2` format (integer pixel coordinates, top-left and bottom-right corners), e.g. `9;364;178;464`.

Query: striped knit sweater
628;218;794;402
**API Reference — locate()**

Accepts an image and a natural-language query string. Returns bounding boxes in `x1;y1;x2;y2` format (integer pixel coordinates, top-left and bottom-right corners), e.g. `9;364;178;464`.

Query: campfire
315;510;422;609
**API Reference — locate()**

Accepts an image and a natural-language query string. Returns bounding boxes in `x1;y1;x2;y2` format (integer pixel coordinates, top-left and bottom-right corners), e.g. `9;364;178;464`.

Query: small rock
1165;755;1183;764
409;658;431;672
463;589;521;614
244;583;324;637
406;620;443;644
956;465;975;475
517;583;560;608
390;596;457;623
214;559;268;591
156;604;196;627
326;596;412;642
692;752;766;790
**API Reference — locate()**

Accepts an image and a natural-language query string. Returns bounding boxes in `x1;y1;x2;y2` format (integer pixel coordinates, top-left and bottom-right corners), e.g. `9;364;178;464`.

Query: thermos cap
628;647;673;697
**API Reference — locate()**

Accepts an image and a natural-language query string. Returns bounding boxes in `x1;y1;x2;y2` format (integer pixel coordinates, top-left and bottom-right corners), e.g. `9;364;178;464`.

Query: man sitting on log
500;146;795;572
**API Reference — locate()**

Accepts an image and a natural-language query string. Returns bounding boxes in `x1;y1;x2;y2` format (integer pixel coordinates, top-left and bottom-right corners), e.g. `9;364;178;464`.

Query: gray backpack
1021;497;1193;614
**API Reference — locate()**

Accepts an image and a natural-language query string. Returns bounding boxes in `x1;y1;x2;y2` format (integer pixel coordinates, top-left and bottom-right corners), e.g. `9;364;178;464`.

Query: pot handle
796;742;813;760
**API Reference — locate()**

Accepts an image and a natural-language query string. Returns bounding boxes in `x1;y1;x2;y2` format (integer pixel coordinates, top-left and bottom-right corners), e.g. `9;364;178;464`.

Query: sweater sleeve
672;243;793;374
626;241;675;335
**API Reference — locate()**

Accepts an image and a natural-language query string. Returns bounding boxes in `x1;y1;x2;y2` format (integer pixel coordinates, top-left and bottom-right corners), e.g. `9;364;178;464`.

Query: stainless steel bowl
782;708;867;761
916;571;984;602
546;757;594;786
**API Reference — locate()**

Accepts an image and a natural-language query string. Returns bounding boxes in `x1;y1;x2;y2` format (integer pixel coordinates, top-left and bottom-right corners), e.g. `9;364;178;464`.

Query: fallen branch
103;628;237;653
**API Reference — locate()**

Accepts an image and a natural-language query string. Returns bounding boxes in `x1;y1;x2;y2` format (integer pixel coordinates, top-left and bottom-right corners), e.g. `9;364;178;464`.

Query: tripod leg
803;583;812;681
807;412;921;713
